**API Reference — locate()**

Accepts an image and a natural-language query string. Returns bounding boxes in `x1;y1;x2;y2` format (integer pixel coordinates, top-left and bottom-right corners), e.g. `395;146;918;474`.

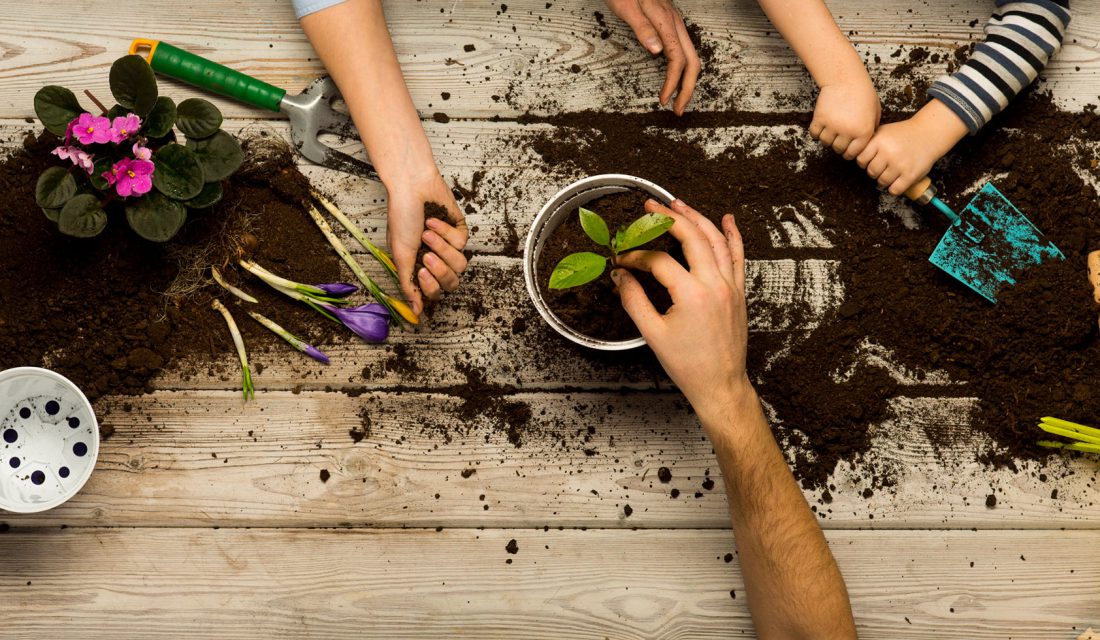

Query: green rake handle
129;38;286;112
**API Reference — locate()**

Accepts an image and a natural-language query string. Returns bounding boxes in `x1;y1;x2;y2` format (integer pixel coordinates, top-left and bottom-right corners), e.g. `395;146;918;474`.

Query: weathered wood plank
0;527;1095;638
0;0;1096;121
3;391;1093;529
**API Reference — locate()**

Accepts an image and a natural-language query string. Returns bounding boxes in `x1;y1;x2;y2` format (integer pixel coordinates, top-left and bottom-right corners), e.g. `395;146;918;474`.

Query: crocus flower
111;158;155;197
52;145;95;174
71;113;112;145
248;311;330;364
132;143;152;161
329;303;391;343
110;113;142;143
314;283;359;297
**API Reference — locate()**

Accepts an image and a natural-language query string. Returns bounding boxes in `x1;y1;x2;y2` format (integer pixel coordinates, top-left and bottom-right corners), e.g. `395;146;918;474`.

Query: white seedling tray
0;367;99;513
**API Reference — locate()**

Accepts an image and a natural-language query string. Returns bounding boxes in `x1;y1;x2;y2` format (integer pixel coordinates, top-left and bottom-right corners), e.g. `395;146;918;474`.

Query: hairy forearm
754;0;865;87
703;385;857;639
300;0;436;187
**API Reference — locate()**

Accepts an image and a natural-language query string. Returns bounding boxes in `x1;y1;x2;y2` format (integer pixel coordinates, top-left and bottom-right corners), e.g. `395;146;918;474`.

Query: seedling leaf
578;207;610;247
549;252;606;289
616;213;674;252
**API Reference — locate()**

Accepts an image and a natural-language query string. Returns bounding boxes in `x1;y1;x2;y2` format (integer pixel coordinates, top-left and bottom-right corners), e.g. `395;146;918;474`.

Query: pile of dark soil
535;189;675;341
519;90;1100;488
0;131;342;406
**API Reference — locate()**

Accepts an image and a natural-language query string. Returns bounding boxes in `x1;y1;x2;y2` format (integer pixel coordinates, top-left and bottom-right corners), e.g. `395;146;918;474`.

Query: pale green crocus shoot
211;299;254;400
248;311;330;364
305;204;419;326
312;190;399;284
238;259;355;306
211;266;258;304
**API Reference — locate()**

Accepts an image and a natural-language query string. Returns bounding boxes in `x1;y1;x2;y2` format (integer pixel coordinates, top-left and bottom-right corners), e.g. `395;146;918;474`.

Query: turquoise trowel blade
928;183;1062;303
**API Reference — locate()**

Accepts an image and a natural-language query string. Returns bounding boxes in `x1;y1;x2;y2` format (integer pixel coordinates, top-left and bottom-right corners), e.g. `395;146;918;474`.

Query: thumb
393;245;424;316
611;268;662;337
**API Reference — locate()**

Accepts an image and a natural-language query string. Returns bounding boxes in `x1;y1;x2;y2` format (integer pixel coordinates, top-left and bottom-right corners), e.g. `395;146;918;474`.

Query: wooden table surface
1;1;1098;637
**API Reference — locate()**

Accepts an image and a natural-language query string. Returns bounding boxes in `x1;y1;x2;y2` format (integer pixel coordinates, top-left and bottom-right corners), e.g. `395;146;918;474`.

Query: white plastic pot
0;367;99;513
523;174;675;350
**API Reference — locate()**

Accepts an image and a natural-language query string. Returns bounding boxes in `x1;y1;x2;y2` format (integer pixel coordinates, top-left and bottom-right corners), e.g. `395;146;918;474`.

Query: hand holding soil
612;199;752;424
386;173;468;314
602;0;700;115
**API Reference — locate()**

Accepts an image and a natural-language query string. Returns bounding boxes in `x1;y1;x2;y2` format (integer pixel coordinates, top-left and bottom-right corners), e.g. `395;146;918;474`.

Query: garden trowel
128;39;378;180
904;177;1062;303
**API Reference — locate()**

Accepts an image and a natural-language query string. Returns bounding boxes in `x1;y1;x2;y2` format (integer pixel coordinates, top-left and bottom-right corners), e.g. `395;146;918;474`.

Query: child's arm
858;0;1072;196
756;0;880;159
296;0;468;314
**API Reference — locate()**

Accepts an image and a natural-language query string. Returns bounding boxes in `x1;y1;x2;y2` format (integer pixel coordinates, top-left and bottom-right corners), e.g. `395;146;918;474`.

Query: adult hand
809;74;881;160
611;199;752;421
603;0;701;115
856;98;968;196
386;171;468;315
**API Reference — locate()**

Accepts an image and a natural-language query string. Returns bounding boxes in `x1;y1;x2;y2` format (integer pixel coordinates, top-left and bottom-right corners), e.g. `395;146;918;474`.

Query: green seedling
548;206;674;289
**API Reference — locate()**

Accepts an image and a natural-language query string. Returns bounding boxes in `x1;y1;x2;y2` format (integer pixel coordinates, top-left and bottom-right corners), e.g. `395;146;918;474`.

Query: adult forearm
702;385;857;639
754;0;864;87
300;0;436;187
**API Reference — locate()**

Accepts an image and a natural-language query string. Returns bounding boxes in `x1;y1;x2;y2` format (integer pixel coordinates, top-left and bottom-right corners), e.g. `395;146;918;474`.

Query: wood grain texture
0;0;1097;121
0;391;1089;530
0;527;1096;639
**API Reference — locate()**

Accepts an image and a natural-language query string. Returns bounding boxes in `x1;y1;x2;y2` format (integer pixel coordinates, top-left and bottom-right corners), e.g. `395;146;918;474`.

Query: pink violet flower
72;113;112;145
110;113;142;144
132;143;152;161
51;145;95;174
108;158;155;197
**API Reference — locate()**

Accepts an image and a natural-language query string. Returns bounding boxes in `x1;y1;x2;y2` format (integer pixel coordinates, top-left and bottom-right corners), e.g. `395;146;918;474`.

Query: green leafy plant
32;55;244;242
548;206;674;289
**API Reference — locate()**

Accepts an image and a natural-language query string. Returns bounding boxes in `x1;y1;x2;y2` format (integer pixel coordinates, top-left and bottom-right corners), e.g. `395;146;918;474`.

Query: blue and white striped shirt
292;0;346;19
929;0;1072;133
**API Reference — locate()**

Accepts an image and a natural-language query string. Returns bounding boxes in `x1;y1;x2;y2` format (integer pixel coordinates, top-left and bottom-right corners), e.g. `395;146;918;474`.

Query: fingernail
424;253;438;266
645;38;662;53
422;230;434;242
425;218;443;230
610;269;621;283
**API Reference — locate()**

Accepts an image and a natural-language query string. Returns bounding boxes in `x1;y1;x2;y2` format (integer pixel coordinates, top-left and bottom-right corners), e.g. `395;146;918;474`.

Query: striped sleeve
291;0;347;19
927;0;1071;133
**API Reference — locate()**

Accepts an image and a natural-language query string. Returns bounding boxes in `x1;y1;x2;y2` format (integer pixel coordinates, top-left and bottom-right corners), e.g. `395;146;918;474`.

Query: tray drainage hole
73;442;87;457
45;401;60;416
59;466;70;478
67;417;80;429
30;470;45;485
9;457;19;468
3;429;16;444
19;407;31;419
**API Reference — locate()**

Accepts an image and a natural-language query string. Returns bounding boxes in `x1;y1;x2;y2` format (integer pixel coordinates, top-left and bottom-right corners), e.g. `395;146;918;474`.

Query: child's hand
856;99;969;196
387;172;468;315
809;75;880;159
603;0;701;115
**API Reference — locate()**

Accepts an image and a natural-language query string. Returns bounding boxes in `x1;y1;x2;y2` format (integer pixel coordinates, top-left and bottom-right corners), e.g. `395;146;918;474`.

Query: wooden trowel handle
904;176;936;204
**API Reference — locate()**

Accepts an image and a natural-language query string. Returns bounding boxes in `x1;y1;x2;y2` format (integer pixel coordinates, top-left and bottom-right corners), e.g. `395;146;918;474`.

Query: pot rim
523;174;675;351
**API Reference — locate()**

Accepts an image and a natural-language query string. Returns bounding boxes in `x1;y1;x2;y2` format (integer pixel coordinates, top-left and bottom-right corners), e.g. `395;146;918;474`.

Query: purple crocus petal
314;282;359;297
330;304;391;343
303;344;331;364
